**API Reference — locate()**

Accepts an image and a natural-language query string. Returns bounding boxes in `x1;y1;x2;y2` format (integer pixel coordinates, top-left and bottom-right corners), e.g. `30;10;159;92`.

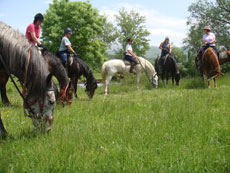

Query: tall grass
1;74;230;172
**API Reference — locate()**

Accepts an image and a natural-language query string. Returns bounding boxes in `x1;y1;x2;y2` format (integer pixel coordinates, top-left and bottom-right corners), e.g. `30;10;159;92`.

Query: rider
25;13;44;47
58;28;77;67
125;38;138;73
198;26;219;59
159;37;179;74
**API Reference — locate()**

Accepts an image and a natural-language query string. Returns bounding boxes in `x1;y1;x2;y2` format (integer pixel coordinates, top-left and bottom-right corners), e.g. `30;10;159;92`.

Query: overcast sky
0;0;197;47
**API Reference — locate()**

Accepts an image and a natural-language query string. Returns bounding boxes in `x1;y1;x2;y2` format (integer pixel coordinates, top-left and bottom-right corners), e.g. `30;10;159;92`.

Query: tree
185;0;230;52
42;0;108;69
115;9;150;58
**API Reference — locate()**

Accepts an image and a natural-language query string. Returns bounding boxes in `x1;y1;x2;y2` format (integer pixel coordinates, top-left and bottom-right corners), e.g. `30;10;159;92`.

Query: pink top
203;32;216;46
25;23;41;45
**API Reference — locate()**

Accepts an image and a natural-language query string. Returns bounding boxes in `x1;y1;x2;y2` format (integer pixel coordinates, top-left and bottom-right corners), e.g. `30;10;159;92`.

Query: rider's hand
38;44;44;48
73;52;78;57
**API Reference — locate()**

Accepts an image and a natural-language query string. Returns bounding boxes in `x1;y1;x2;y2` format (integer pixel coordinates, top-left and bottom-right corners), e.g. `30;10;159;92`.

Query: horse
67;55;98;99
155;54;180;86
101;57;158;95
219;51;230;65
195;47;223;88
0;21;56;138
41;48;73;104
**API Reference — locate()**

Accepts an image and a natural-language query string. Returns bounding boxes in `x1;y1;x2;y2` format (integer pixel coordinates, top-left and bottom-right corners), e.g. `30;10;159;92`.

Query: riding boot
130;62;135;73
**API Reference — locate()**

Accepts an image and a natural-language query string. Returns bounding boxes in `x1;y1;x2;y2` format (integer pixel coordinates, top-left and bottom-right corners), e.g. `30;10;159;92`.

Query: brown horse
196;47;223;88
0;47;73;106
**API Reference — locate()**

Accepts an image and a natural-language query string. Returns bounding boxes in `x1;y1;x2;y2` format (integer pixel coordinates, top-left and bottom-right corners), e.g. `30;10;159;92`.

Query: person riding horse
25;13;44;47
197;26;219;63
125;38;138;73
58;28;77;67
158;37;179;74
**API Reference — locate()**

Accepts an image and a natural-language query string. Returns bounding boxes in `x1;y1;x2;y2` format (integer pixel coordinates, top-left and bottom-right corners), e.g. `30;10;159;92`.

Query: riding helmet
204;26;211;31
64;28;72;34
34;13;44;22
165;36;169;40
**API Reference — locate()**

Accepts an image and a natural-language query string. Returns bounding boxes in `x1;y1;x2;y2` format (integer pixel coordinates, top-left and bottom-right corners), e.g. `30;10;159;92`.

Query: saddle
56;51;73;66
157;54;170;68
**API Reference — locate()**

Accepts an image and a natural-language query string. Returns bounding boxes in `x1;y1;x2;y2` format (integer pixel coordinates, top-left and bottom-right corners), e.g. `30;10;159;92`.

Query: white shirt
203;32;216;46
125;43;133;56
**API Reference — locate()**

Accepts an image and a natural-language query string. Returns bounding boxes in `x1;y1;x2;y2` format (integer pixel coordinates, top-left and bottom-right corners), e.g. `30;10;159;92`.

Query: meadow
0;74;230;172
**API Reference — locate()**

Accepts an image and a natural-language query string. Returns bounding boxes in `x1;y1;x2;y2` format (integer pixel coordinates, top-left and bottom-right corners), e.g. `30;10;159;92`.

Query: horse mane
138;57;157;75
72;56;97;88
0;21;49;98
42;49;69;86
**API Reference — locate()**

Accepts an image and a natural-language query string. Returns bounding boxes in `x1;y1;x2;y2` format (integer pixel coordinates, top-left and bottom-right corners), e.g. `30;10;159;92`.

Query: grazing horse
0;21;56;137
195;47;223;88
101;57;158;95
41;49;73;104
67;55;98;99
155;54;180;86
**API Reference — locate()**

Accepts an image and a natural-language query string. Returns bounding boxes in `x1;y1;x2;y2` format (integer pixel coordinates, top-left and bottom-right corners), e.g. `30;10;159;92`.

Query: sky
0;0;197;47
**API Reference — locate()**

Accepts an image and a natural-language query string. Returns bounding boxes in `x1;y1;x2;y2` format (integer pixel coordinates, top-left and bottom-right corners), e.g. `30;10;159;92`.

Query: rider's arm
128;50;138;58
67;45;75;54
29;32;42;45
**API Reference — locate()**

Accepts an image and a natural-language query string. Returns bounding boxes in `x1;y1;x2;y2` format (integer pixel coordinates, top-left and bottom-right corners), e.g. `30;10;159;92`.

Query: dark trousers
200;45;219;57
125;55;137;64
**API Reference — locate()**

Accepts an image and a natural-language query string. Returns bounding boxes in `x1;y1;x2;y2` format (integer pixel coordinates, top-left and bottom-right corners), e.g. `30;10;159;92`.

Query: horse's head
26;74;55;133
59;82;73;105
150;73;158;88
86;80;98;99
175;73;180;86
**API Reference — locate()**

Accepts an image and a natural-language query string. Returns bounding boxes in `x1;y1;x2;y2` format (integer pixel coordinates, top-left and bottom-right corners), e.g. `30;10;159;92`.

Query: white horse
101;57;158;95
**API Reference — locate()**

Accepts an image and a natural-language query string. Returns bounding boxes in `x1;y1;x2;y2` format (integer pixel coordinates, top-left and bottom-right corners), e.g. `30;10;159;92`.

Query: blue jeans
125;55;137;64
58;50;69;63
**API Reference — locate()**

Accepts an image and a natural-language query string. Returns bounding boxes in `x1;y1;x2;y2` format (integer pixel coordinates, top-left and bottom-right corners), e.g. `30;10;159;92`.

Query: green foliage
42;0;108;69
2;75;230;171
185;0;230;51
115;9;150;58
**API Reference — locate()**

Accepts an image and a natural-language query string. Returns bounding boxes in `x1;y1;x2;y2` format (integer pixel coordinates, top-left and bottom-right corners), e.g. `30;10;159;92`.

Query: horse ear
46;73;53;85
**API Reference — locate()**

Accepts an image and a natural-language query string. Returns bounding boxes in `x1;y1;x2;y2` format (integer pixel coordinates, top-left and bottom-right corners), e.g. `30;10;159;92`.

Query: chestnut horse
196;47;223;88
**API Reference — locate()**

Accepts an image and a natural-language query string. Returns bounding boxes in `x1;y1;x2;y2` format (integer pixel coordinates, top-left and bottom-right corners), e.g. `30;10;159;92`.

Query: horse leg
71;77;78;98
105;75;112;95
0;71;11;106
172;72;175;85
0;116;7;139
208;80;211;88
214;78;217;88
166;72;169;86
136;72;141;89
161;71;165;86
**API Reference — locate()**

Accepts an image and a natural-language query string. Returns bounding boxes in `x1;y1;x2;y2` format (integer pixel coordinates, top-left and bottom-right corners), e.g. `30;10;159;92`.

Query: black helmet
34;13;44;23
64;28;72;34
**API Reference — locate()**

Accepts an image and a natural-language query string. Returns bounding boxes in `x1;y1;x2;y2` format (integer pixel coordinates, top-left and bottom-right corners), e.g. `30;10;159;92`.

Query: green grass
1;74;230;172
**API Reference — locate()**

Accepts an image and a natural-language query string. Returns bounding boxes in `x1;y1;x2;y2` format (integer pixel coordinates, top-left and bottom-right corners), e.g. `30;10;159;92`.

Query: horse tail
101;63;106;83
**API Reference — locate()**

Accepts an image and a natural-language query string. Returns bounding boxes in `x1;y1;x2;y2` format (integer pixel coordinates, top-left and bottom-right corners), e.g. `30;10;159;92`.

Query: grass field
1;74;230;172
